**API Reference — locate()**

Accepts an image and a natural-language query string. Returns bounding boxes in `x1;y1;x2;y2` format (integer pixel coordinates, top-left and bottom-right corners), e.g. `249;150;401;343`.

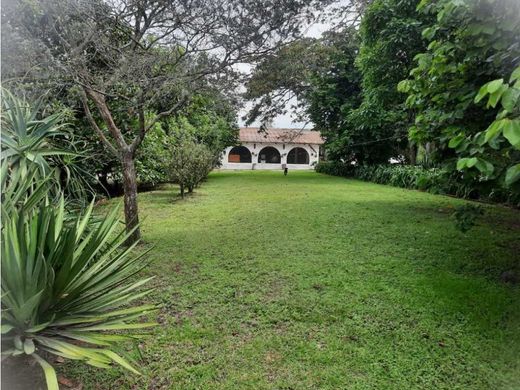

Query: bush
315;161;519;206
135;121;173;187
169;139;214;198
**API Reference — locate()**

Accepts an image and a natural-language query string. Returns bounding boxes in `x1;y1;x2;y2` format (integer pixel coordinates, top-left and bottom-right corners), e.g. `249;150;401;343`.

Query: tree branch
80;91;120;157
130;92;189;153
84;86;129;150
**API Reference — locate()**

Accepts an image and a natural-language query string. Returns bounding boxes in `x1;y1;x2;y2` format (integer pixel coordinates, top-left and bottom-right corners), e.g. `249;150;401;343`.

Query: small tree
169;140;214;198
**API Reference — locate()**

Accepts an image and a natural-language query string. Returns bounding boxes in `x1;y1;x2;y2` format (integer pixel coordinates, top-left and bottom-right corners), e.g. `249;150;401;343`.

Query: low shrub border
315;161;519;207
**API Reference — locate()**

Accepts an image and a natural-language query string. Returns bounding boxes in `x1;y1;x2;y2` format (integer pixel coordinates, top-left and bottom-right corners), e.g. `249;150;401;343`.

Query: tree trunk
180;183;185;198
121;150;141;245
408;144;417;165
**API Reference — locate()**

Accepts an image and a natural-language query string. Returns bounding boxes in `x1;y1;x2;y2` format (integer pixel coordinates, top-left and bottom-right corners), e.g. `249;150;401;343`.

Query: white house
220;127;325;170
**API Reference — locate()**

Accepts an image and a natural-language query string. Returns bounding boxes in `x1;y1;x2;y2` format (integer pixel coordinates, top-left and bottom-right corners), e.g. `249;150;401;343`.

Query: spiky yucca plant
1;163;157;389
1;89;95;200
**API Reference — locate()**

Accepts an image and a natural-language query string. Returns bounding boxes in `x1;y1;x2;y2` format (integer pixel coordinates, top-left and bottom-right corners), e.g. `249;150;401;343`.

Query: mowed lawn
64;171;520;389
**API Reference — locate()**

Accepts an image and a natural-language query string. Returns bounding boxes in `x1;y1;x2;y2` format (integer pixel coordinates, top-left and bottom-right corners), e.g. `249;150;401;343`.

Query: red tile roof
239;127;324;145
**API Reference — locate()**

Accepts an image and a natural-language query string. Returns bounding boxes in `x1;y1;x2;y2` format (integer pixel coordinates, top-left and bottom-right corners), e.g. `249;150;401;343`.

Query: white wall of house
219;142;320;170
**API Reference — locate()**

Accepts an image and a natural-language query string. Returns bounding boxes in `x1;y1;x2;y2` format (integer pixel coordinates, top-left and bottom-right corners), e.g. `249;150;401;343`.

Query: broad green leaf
510;66;520;83
501;87;520;112
1;324;14;334
421;26;436;40
14;335;23;350
457;158;469;170
24;338;36;355
416;0;430;11
503;119;520;149
466;157;478;168
475;158;494;176
505;164;520;186
475;83;490;103
397;80;410;93
484;120;505;142
448;134;465;148
487;84;508;108
486;79;503;94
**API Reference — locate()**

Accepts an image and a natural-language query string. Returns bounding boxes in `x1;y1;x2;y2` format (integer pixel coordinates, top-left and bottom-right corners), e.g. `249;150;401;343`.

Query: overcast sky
237;15;338;129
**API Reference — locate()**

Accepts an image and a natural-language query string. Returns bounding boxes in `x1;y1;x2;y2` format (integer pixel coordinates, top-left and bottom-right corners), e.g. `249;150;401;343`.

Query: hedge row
315;161;519;206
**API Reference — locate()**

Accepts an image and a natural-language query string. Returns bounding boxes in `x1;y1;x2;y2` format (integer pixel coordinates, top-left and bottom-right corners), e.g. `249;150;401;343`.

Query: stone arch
287;147;309;164
228;146;252;163
257;146;281;164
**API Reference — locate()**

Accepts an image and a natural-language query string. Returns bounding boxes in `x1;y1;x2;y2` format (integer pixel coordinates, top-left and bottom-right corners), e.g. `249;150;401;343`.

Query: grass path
66;171;520;389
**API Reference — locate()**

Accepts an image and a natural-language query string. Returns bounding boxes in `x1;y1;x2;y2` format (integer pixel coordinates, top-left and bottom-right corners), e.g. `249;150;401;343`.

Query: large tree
3;0;327;244
304;29;362;162
347;0;432;164
243;0;368;128
399;0;520;194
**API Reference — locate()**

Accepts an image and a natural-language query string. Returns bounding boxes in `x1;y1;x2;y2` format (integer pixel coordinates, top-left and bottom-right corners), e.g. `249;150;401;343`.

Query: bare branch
80;91;119;157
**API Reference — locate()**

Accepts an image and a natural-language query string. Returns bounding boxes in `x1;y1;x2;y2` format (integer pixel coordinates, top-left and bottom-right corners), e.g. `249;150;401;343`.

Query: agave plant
1;163;157;389
1;89;96;200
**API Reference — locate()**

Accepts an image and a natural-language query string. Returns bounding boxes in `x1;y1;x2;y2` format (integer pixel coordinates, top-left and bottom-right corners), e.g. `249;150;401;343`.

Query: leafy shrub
315;161;356;177
1;95;157;390
315;161;519;206
1;166;158;390
169;139;214;198
1;90;94;201
135;121;173;187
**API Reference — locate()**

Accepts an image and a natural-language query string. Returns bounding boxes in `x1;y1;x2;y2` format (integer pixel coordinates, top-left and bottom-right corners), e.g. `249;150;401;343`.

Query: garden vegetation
1;0;519;389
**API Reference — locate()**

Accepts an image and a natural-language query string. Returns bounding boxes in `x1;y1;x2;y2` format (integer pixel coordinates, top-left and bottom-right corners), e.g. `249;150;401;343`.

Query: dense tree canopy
347;0;433;164
399;0;520;194
245;0;519;202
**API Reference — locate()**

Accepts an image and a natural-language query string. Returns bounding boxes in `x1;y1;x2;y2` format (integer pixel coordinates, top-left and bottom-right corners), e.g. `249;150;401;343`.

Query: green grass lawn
64;170;520;389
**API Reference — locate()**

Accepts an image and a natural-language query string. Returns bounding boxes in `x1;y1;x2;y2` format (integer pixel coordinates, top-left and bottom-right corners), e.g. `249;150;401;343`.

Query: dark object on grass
284;167;288;176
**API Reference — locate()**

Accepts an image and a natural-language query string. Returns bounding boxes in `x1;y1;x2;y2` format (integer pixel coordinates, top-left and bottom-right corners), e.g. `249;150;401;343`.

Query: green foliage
316;161;445;190
347;0;432;163
168;139;214;197
316;161;519;205
305;29;363;162
401;0;520;195
1;97;157;389
473;67;520;186
1;166;157;389
135;121;173;187
245;38;320;124
167;97;238;162
452;204;485;233
1;90;93;200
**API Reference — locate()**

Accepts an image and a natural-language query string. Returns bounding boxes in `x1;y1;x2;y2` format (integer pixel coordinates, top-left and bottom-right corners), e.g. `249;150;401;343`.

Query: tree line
246;0;520;205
